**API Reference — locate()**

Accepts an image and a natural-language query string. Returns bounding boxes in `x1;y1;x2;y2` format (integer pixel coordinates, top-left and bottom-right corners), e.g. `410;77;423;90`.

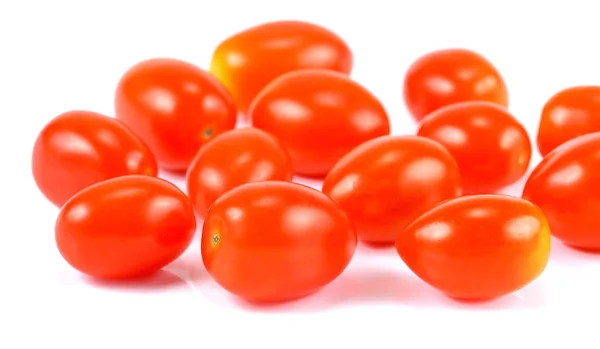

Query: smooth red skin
56;175;196;279
322;135;461;244
417;101;531;194
186;127;294;217
523;132;600;250
404;48;508;122
210;20;353;115
115;58;237;171
202;181;357;302
32;110;158;207
250;69;390;177
537;86;600;157
396;194;551;300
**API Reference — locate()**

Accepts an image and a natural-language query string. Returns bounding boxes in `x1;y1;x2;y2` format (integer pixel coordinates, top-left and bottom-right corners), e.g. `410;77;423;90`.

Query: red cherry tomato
417;101;531;194
32;110;158;207
523;132;600;250
115;58;237;171
56;175;196;279
404;48;508;122
537;86;600;157
202;181;357;302
186;127;294;216
322;135;461;244
396;194;550;300
210;20;353;115
250;69;390;177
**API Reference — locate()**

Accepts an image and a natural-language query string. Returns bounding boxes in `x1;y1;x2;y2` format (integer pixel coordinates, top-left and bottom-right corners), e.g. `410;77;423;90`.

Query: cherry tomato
202;181;357;302
250;69;390;177
417;101;531;194
56;175;196;279
403;48;508;122
32;110;158;207
537;85;600;157
186;127;294;216
322;135;461;244
396;194;550;300
210;20;353;115
115;58;237;171
523;132;600;250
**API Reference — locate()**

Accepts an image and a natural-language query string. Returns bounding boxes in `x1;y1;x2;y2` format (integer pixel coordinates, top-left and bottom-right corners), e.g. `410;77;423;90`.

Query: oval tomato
404;48;508;122
202;181;357;302
396;194;550;300
537;85;600;157
210;20;353;115
250;69;390;177
56;175;196;279
115;58;237;171
32;110;158;207
523;132;600;250
322;135;461;244
186;127;294;216
417;101;531;194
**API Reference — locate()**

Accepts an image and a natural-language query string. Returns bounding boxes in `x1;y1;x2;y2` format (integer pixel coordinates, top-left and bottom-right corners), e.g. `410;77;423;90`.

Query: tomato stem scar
212;233;220;246
203;128;214;139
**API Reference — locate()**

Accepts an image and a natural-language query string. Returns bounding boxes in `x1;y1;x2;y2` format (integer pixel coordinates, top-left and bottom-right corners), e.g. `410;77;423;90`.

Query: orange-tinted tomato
250;69;390;177
523;132;600;250
417;101;531;194
56;175;196;279
322;135;461;244
32;110;158;207
186;127;294;216
202;181;357;302
404;48;508;122
537;86;600;157
210;20;353;115
396;194;550;300
115;58;237;171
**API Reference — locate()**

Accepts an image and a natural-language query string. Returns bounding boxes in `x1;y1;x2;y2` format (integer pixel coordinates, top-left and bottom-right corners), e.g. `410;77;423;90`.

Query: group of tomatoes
31;20;600;304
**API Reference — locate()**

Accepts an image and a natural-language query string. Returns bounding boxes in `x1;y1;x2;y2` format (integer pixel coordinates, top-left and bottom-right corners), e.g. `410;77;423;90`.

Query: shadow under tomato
441;281;548;310
84;269;191;293
549;237;600;265
291;175;323;190
158;169;187;189
190;214;205;241
84;243;209;294
160;168;187;177
225;263;547;313
361;240;396;251
163;246;208;286
320;265;546;310
497;162;535;197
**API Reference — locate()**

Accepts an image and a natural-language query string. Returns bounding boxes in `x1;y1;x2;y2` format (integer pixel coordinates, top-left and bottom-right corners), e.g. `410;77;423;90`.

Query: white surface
3;0;600;348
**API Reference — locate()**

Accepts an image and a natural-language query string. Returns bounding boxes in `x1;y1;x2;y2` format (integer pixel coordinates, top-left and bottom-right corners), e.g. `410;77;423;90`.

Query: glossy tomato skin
202;181;357;302
32;110;158;207
537;86;600;157
523;132;600;250
322;135;461;244
250;69;390;177
417;101;531;194
186;127;294;216
115;58;237;171
210;20;353;115
56;175;196;279
404;48;508;122
396;194;550;300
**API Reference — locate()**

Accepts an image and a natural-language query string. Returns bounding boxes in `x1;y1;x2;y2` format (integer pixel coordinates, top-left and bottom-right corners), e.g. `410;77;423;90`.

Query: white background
2;0;600;348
